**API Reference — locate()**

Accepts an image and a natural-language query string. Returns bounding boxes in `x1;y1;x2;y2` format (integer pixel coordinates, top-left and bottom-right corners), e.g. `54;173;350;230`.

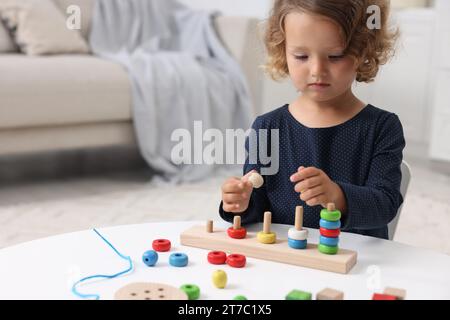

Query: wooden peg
206;220;213;233
327;203;335;212
263;211;272;233
295;206;303;231
233;215;241;230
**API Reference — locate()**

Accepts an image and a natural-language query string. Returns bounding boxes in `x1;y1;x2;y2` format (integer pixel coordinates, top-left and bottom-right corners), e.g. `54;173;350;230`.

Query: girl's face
284;12;359;102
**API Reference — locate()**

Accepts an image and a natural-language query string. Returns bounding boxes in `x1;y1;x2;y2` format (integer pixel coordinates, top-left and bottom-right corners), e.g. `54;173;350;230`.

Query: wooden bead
169;253;188;267
142;250;158;267
320;235;339;247
152;239;171;252
288;238;307;249
227;226;247;239
180;284;200;300
320;207;341;221
226;254;246;268
212;270;227;289
257;231;276;244
207;251;227;264
248;172;263;188
320;227;340;238
318;243;338;255
319;219;341;230
288;227;308;241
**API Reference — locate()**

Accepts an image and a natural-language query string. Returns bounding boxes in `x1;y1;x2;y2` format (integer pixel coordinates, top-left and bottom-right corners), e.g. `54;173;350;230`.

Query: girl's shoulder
251;104;289;129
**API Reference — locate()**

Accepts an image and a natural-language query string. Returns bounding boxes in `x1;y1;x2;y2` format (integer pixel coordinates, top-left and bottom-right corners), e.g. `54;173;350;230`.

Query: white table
0;221;449;300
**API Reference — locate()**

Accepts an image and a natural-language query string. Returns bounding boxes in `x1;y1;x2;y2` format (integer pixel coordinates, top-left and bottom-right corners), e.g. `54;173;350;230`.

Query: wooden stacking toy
227;215;247;239
257;211;276;244
288;206;308;249
318;203;341;255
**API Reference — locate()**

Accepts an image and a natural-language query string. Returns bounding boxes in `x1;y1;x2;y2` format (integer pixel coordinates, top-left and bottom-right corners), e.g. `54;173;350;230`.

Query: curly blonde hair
263;0;400;83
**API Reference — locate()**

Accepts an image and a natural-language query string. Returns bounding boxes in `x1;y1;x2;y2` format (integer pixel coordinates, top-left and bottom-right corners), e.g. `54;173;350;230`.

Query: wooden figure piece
227;215;247;239
257;211;276;244
316;288;344;300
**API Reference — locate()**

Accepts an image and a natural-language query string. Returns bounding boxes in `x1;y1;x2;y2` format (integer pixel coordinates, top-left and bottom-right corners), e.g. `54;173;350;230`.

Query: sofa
0;0;266;156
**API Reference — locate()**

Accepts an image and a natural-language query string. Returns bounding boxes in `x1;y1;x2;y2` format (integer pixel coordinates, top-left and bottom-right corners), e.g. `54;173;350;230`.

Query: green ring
320;208;341;221
233;295;248;300
318;243;339;255
180;284;200;300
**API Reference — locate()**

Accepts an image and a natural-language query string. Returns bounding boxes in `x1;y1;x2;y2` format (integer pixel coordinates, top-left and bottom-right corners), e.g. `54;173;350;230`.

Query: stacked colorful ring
318;204;341;255
287;228;308;249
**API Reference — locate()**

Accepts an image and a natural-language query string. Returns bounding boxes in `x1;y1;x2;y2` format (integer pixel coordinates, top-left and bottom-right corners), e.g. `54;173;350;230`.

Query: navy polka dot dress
219;104;406;239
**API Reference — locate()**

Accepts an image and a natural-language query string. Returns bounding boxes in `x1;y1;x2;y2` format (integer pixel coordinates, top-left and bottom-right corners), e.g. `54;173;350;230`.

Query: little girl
219;0;405;239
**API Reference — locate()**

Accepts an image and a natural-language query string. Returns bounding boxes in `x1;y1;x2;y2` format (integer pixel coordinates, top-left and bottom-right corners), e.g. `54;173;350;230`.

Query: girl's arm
219;116;271;224
335;114;406;231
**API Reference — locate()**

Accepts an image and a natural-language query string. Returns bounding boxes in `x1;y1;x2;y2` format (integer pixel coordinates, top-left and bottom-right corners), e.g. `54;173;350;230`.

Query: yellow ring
257;231;276;244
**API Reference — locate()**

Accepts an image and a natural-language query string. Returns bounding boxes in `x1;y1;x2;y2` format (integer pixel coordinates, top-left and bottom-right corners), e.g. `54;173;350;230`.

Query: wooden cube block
383;287;406;300
316;288;344;300
285;289;312;300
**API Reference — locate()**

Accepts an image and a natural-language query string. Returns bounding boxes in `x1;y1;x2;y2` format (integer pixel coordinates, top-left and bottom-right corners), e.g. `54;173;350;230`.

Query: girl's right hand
221;170;256;213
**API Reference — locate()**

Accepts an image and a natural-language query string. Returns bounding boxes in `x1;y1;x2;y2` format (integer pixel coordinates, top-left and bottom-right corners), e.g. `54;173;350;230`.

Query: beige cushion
52;0;95;40
0;54;132;129
0;21;17;52
0;0;90;55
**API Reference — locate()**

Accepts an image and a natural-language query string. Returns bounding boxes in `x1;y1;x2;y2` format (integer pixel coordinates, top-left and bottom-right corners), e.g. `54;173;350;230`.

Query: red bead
320;227;340;238
207;251;227;264
226;254;246;268
152;239;171;252
372;293;397;300
227;227;247;239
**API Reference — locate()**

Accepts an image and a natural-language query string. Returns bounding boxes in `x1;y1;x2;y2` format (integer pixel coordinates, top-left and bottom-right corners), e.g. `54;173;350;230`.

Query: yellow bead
212;270;227;289
257;231;276;244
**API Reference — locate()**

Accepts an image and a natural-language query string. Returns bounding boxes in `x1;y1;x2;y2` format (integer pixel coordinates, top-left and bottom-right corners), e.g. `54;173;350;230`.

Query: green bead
180;284;200;300
233;295;248;300
320;208;341;221
285;289;312;300
318;243;339;255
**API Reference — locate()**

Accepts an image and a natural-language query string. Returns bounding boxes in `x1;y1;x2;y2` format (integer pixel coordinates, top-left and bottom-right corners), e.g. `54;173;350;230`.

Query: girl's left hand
289;166;345;208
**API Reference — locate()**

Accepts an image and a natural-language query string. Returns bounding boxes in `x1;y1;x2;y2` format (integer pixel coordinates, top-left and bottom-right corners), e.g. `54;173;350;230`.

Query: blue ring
169;253;188;267
288;238;307;249
319;219;341;230
320;235;339;247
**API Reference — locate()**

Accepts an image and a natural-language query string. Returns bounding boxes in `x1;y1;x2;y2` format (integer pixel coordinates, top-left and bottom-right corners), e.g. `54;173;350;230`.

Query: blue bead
319;219;341;230
288;238;307;249
169;253;188;267
142;250;158;267
320;235;339;247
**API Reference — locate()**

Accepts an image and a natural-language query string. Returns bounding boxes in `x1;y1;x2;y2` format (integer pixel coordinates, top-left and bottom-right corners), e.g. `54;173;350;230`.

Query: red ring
320;227;340;238
226;254;246;268
152;239;171;252
227;227;247;239
207;251;227;264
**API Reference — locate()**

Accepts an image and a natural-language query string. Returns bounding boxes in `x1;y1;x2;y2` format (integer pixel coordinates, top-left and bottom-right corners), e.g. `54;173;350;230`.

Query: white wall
179;0;272;18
